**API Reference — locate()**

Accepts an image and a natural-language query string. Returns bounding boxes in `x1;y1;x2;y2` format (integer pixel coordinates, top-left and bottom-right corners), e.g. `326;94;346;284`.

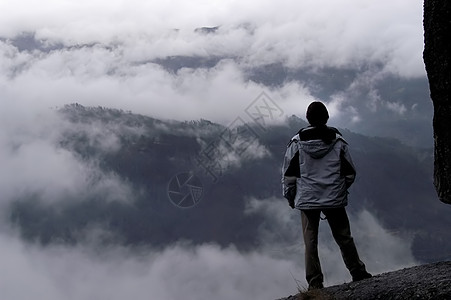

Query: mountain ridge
9;104;449;263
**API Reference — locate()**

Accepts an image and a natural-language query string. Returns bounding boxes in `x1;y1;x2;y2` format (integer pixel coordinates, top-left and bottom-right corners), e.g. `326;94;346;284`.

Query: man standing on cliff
282;101;372;290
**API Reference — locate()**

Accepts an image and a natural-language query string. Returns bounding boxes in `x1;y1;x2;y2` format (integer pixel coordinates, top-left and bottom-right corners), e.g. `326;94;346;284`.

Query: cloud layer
0;0;425;77
0;204;416;300
0;0;426;124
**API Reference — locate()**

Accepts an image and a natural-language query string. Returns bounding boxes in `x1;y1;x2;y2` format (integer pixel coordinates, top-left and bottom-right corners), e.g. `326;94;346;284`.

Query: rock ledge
278;261;451;300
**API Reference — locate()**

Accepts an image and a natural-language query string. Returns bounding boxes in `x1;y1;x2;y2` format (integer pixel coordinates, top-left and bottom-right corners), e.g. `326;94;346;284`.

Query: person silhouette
282;101;372;289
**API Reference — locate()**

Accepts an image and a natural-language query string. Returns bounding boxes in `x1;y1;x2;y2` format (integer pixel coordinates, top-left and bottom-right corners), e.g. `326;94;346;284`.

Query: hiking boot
308;282;324;290
352;271;372;282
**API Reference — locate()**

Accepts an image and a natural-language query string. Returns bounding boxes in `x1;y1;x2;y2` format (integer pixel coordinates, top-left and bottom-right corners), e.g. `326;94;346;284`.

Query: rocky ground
277;261;451;300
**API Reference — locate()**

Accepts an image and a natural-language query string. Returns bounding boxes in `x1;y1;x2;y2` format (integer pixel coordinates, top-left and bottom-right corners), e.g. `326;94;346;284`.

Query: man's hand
283;184;296;209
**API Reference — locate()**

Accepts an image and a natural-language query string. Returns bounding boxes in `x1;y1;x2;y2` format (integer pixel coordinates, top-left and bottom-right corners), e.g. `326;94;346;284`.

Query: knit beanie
306;101;329;126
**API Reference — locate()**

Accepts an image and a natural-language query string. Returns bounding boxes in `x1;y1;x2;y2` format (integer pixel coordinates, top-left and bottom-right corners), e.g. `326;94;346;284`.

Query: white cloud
0;233;298;300
0;0;427;132
1;41;289;125
0;107;137;206
385;101;407;115
351;210;416;274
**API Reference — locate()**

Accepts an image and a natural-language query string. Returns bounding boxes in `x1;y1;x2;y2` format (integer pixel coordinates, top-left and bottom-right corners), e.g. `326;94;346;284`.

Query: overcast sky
0;1;426;299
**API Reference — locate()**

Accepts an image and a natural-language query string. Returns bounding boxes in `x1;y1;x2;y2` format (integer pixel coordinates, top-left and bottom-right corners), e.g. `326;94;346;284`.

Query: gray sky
0;1;426;299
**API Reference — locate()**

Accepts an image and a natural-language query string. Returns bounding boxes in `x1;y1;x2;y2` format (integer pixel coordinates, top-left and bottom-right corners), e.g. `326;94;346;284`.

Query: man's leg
301;209;324;289
323;208;372;281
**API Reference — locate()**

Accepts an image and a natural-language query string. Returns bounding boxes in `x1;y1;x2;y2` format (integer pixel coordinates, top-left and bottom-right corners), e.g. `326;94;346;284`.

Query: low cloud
0;197;416;300
0;108;138;206
0;233;298;300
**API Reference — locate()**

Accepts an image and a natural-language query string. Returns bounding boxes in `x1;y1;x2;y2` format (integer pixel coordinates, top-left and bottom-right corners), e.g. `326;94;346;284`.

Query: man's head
306;101;329;126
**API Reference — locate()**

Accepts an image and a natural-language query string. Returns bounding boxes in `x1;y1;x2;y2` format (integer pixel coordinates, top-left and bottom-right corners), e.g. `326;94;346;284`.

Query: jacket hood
300;138;338;159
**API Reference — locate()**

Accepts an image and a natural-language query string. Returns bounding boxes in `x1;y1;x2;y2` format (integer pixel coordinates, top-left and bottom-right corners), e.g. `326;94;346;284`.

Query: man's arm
282;136;300;208
340;143;356;189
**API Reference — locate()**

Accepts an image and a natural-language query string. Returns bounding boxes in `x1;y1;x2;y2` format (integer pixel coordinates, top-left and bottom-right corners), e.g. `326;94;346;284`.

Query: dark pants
301;207;367;286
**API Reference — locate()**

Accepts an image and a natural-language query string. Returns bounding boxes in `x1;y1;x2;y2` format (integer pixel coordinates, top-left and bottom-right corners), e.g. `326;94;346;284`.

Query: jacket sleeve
340;142;356;189
282;136;300;208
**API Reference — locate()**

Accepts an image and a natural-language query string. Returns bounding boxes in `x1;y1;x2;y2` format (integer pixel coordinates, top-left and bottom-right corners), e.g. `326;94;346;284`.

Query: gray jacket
282;126;356;210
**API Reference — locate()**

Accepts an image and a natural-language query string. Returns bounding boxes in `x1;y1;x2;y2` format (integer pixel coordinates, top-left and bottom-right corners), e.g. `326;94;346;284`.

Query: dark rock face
423;0;451;203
